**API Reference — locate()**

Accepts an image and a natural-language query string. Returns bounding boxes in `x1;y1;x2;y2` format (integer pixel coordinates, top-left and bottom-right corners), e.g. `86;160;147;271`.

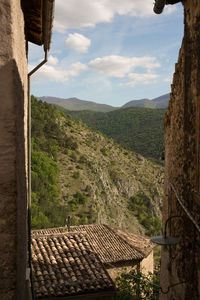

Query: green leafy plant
115;269;160;300
64;136;78;150
79;155;88;164
70;152;78;162
73;191;87;204
79;216;88;224
72;171;80;179
100;147;109;156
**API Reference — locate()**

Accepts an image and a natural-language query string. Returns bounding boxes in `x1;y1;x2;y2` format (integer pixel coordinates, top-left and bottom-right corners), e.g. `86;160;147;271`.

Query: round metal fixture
151;215;183;246
151;235;179;245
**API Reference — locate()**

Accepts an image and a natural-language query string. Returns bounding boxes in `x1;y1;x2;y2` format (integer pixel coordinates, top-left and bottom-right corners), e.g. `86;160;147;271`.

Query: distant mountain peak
122;93;170;109
38;96;117;112
38;93;170;112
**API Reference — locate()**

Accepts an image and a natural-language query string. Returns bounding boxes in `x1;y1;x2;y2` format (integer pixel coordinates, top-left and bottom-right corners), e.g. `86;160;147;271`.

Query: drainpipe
27;0;54;297
27;49;48;300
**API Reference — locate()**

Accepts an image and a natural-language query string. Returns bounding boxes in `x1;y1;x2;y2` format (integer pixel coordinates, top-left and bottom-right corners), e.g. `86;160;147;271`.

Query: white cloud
66;62;88;77
164;5;177;15
163;77;171;83
29;62;87;83
106;0;154;17
54;0;176;31
50;49;62;55
65;33;91;53
29;54;160;87
48;55;59;65
122;72;159;86
54;0;113;32
88;55;160;78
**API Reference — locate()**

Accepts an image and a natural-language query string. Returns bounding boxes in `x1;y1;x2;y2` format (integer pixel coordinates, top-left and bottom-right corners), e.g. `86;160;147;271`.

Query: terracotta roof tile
109;226;154;257
32;224;154;265
31;232;115;299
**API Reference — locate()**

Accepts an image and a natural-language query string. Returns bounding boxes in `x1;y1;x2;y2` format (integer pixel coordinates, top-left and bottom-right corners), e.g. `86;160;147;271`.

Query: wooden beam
166;0;182;4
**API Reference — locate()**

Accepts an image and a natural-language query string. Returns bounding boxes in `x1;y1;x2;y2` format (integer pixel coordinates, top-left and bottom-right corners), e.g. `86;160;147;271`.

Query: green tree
115;269;160;300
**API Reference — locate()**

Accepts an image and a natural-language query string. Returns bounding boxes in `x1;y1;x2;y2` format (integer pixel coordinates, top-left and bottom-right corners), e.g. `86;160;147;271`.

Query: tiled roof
31;232;115;299
32;224;154;265
109;226;154;257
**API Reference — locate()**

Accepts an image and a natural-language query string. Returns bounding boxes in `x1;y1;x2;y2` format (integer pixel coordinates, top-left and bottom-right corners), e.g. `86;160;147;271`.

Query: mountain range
38;93;170;112
39;96;116;112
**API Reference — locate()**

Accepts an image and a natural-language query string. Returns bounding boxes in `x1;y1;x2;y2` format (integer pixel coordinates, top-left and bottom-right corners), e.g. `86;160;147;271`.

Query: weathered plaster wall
106;262;138;280
0;1;28;299
140;250;154;275
160;1;200;299
106;253;153;280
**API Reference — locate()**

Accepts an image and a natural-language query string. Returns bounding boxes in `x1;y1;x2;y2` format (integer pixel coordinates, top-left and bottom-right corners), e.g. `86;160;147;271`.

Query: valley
31;96;164;236
64;107;166;162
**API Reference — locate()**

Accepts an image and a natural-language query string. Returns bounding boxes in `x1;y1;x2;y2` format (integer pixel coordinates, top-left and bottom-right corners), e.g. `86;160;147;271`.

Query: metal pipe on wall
27;49;48;299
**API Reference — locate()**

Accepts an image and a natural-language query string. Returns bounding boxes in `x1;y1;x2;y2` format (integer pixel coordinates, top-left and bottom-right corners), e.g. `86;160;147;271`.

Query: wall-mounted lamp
150;183;198;293
151;215;187;294
151;215;183;245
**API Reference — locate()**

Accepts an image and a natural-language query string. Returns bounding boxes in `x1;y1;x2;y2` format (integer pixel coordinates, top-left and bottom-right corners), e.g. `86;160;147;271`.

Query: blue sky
29;0;184;107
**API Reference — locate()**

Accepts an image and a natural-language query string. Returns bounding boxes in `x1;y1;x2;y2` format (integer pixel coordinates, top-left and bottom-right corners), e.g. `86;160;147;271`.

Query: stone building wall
106;262;139;280
106;251;153;280
140;250;154;275
0;1;28;299
160;0;200;299
40;290;115;300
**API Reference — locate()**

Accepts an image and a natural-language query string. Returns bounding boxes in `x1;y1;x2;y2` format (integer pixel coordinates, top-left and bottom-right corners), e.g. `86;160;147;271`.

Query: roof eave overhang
166;0;182;4
22;0;55;50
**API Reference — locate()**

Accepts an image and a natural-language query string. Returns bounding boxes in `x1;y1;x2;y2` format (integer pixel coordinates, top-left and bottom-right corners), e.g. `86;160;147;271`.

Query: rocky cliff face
160;1;200;299
57;117;164;235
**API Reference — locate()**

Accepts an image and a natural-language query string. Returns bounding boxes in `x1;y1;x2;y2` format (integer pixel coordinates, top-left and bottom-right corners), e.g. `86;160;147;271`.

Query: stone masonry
160;0;200;299
0;1;28;299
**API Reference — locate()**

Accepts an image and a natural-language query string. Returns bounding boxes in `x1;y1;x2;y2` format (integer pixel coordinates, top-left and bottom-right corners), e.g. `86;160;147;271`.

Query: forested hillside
63;108;166;162
31;97;67;228
31;96;164;236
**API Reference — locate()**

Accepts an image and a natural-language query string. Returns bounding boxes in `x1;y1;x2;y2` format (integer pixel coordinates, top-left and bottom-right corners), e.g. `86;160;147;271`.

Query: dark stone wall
160;1;200;299
0;1;28;299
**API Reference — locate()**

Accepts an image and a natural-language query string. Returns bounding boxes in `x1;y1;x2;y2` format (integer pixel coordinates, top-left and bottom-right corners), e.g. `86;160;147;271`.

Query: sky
29;0;184;107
